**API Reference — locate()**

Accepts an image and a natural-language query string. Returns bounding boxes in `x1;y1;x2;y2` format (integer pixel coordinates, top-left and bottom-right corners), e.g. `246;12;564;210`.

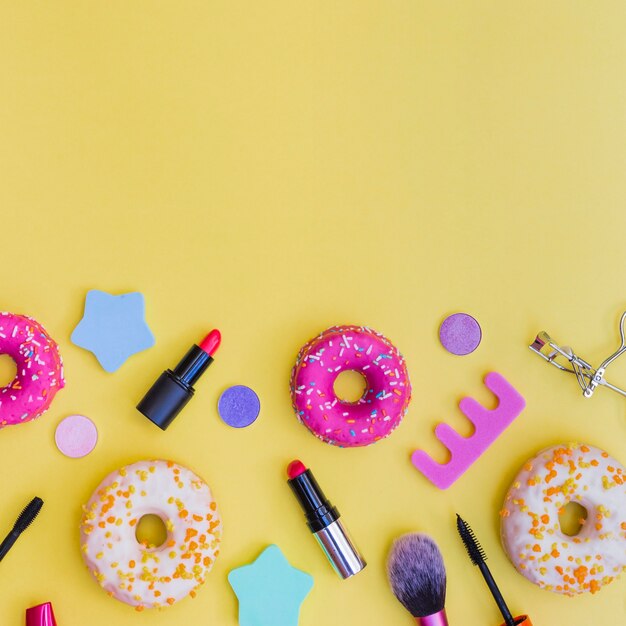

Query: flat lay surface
1;2;626;624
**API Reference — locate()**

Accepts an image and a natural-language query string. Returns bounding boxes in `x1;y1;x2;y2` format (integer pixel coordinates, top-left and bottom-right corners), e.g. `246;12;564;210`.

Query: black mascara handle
477;560;515;626
0;530;20;562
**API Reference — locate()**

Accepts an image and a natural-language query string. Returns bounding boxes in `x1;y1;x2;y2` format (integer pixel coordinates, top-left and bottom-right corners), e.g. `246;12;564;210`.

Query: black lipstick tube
137;332;219;430
288;464;366;579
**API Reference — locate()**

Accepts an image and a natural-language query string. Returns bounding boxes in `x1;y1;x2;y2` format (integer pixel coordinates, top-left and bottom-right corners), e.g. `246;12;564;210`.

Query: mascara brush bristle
14;497;44;533
456;514;487;566
386;533;447;618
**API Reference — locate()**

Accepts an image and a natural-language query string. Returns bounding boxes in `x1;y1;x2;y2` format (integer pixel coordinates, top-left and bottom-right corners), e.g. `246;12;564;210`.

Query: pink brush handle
416;609;449;626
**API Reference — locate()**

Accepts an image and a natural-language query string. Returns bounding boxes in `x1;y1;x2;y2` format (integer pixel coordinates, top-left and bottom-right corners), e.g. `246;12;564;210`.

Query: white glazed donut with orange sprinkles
80;460;222;610
501;443;626;595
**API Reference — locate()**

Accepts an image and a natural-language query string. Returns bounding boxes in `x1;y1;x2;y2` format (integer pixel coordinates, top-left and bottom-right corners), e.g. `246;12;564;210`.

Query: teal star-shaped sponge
71;290;155;373
228;545;313;626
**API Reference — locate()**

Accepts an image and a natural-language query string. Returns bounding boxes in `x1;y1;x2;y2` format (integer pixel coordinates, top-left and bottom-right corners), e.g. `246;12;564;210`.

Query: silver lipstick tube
313;518;367;579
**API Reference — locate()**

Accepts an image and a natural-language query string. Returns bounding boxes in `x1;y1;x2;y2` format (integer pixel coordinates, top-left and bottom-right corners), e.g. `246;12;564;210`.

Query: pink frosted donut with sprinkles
290;325;412;447
501;443;626;595
0;312;64;429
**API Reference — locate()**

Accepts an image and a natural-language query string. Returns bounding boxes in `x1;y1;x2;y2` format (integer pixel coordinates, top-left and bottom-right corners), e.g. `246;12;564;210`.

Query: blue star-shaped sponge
228;545;313;626
71;290;155;373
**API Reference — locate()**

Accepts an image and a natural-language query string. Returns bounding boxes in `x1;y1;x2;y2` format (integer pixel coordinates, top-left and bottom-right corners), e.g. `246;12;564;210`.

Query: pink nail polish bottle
25;602;57;626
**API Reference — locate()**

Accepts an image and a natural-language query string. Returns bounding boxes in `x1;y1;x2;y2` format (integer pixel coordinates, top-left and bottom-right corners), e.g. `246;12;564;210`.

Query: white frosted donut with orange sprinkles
501;443;626;595
80;460;222;610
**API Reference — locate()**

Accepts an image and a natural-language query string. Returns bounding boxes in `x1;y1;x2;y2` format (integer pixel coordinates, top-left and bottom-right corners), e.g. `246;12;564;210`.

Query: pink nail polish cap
25;602;57;626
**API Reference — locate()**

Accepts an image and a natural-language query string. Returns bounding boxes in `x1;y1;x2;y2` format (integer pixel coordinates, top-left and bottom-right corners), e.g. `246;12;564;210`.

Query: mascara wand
456;514;531;626
0;497;44;562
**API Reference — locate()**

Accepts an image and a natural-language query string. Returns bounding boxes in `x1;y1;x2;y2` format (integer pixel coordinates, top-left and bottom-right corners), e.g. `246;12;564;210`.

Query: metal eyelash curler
529;311;626;399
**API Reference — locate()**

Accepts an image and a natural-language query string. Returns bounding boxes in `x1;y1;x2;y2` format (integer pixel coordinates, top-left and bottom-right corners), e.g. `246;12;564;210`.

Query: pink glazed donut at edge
0;312;65;428
290;325;411;447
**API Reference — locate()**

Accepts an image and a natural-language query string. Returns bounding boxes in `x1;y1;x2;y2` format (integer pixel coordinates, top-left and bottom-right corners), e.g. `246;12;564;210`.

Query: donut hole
333;370;368;404
559;501;588;537
135;514;168;549
0;354;17;388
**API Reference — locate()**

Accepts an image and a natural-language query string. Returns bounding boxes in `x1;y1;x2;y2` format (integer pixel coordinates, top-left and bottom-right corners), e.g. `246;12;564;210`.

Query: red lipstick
137;329;221;430
287;460;307;479
287;459;366;579
199;330;221;356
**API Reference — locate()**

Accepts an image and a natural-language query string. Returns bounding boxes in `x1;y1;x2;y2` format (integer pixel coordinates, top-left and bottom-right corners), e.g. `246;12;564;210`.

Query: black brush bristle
386;533;447;618
456;514;487;566
13;497;44;533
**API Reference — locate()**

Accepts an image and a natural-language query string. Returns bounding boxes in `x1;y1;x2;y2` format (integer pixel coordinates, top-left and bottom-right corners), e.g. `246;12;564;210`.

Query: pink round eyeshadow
55;414;98;458
439;313;482;355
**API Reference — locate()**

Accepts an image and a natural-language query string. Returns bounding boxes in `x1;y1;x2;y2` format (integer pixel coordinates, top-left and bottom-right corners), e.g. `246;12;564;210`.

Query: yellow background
1;2;626;624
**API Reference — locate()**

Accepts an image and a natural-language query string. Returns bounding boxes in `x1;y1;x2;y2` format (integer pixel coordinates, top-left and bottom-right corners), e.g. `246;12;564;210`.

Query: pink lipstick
137;330;221;430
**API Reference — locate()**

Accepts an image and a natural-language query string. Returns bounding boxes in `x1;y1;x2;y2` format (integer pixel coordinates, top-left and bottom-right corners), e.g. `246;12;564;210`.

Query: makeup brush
0;497;44;562
456;514;527;626
387;533;449;625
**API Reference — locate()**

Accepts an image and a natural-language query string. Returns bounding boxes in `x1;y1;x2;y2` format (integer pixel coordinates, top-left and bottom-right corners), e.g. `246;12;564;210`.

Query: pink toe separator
411;372;526;490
